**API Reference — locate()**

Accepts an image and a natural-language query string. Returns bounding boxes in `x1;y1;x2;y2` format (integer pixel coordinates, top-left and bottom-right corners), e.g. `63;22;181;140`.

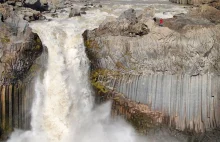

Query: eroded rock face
84;15;220;75
0;4;43;84
169;0;219;5
83;8;150;39
0;3;43;140
84;8;220;134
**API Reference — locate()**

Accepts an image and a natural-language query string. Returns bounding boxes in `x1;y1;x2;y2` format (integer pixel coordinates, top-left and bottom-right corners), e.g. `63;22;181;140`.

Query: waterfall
7;9;141;142
5;3;192;141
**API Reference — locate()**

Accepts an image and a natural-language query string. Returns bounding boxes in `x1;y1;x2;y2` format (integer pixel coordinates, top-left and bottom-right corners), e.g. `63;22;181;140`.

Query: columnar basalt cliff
83;6;220;135
0;3;43;140
169;0;220;5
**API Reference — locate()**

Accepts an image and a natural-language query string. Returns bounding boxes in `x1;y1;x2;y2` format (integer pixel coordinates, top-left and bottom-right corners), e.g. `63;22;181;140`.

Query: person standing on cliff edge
159;18;163;26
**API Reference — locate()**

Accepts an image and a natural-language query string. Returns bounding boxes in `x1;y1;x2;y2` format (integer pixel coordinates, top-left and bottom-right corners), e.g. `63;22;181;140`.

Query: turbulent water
7;2;188;142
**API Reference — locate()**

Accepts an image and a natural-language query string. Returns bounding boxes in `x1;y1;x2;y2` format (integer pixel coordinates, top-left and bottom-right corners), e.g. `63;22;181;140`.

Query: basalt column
0;82;34;134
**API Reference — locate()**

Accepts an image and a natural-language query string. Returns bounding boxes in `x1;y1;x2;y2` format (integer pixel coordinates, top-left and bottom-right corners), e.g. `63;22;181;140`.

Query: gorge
1;0;220;142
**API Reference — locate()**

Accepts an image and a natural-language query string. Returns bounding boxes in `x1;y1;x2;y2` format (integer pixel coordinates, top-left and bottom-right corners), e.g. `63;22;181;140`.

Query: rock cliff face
0;3;43;140
83;7;220;134
169;0;219;5
0;4;43;84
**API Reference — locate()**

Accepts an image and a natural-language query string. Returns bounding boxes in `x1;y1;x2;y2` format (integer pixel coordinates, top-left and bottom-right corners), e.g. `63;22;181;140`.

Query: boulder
84;9;150;38
0;0;6;3
19;8;44;21
23;15;31;21
51;13;58;18
38;14;46;20
50;7;56;13
0;3;13;20
7;0;16;6
23;0;48;11
118;8;137;24
80;7;86;14
15;2;22;7
137;7;155;19
69;7;81;17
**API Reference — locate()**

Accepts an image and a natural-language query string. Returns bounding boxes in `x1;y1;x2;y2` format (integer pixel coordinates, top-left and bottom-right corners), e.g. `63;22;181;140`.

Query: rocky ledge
0;4;43;84
83;3;220;137
169;0;220;6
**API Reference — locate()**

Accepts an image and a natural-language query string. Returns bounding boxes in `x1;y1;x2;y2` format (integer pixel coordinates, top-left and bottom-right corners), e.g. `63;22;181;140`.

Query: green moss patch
1;36;10;43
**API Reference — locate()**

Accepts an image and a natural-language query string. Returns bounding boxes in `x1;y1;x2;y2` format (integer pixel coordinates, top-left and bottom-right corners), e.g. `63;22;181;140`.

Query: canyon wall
169;0;219;5
84;7;220;133
0;3;43;140
0;83;34;139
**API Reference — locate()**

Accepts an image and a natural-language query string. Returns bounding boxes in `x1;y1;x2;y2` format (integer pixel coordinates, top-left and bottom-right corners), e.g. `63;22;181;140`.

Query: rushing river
7;1;187;142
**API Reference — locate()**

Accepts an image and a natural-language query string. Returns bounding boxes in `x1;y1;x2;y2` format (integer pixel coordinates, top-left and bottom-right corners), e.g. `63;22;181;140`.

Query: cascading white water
7;9;142;142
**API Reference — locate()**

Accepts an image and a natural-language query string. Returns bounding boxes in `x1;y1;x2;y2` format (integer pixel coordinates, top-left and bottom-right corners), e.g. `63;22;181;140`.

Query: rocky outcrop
83;8;150;38
0;0;63;11
0;3;43;140
83;7;220;134
0;4;43;84
188;4;220;24
169;0;219;5
209;0;220;9
69;7;81;17
23;0;49;11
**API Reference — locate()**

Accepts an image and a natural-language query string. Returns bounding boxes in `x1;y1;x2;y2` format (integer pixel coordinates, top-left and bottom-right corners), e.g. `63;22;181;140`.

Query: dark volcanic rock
23;0;49;11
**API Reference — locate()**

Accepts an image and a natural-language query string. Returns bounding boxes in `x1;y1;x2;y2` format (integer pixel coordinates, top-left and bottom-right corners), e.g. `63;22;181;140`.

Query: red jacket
159;19;163;24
